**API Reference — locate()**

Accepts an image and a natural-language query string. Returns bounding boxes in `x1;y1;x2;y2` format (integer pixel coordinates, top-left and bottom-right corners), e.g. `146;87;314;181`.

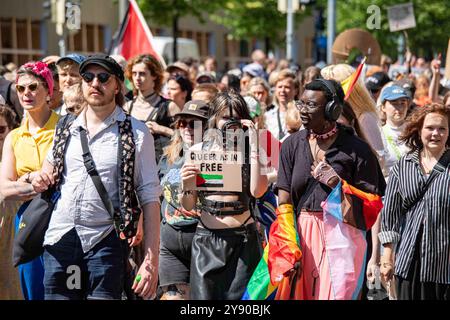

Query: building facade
0;0;315;71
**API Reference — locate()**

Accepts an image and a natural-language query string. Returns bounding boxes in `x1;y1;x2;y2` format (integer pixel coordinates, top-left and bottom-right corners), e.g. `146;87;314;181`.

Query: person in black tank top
180;92;268;300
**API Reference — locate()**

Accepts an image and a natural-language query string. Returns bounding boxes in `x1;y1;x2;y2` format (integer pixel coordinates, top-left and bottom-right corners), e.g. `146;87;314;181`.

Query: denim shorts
158;221;197;287
43;228;124;300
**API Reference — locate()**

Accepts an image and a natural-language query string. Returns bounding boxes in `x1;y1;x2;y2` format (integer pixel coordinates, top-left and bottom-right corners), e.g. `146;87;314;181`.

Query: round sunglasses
81;72;112;84
16;82;41;94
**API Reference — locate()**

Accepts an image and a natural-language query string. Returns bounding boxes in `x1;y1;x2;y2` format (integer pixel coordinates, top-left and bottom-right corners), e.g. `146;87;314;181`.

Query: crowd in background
0;46;449;300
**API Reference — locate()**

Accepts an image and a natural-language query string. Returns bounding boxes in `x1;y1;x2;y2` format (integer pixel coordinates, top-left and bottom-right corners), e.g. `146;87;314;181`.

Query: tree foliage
210;0;312;45
136;0;220;26
137;0;311;46
321;0;450;60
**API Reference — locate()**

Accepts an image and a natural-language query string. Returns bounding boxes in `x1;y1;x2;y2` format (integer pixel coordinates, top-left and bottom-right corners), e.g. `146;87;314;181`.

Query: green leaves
328;0;449;58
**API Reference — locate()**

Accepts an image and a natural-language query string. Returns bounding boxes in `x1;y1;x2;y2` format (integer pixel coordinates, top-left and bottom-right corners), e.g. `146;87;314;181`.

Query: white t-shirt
381;123;409;177
264;105;287;140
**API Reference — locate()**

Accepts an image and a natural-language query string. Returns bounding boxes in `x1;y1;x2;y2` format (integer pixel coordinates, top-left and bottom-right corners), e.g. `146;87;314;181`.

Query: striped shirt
378;149;450;284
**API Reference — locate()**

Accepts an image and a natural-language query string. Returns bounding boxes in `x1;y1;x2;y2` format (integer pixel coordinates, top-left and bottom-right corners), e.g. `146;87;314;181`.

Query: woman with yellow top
0;61;58;300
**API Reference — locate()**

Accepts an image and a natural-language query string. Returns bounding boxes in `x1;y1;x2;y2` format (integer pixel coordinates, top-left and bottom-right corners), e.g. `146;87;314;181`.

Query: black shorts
158;221;197;287
190;223;262;300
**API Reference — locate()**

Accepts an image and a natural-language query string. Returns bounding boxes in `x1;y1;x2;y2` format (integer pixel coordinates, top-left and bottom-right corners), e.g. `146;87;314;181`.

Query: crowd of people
0;46;449;300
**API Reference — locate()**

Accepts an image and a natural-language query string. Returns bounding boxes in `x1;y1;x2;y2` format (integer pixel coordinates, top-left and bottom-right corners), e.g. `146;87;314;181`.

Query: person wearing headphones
275;79;385;299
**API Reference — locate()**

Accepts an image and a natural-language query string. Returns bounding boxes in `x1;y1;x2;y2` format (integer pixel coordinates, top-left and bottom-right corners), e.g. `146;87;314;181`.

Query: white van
152;36;200;64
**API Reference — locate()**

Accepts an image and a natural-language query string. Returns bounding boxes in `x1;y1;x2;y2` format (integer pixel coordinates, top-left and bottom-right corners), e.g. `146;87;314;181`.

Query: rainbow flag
242;204;302;300
321;180;383;300
267;205;302;285
340;57;366;101
196;173;223;188
241;245;278;300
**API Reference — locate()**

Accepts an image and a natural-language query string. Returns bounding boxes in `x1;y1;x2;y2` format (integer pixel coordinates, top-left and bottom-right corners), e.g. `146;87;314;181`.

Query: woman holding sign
157;100;209;300
180;91;268;300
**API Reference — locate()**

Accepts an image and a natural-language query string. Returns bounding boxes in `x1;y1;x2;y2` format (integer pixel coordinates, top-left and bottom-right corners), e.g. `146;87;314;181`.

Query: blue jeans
15;201;45;300
43;228;124;300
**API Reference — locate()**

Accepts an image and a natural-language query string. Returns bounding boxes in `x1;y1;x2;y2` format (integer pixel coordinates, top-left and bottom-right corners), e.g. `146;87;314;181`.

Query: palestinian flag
196;173;223;188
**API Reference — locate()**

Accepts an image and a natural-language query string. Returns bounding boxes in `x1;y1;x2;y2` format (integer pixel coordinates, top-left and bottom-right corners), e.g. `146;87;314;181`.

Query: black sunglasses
177;119;201;129
81;72;112;84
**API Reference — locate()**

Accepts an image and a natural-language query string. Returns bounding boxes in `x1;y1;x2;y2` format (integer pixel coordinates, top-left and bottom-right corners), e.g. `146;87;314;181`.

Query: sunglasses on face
16;82;40;94
178;119;200;129
81;72;112;84
0;125;9;134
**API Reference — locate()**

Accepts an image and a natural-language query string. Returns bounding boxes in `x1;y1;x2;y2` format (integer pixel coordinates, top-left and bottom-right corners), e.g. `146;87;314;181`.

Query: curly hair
400;103;450;152
125;54;164;95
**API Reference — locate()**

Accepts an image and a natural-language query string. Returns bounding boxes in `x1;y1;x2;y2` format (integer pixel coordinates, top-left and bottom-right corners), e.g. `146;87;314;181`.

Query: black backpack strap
79;127;116;221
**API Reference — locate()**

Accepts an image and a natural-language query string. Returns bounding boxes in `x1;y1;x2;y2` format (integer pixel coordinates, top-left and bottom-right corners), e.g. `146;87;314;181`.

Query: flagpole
119;0;128;23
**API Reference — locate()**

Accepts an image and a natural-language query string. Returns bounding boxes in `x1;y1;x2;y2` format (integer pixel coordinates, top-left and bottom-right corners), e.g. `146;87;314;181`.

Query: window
0;18;44;66
68;23;105;55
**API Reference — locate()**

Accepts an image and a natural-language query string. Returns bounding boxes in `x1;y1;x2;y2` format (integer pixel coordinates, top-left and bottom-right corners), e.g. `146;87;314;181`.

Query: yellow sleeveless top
10;111;59;177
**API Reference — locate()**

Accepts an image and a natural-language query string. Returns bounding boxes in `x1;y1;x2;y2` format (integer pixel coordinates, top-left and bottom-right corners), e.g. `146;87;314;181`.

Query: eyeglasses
295;100;324;111
15;82;40;94
178;119;199;129
81;72;112;84
0;125;9;134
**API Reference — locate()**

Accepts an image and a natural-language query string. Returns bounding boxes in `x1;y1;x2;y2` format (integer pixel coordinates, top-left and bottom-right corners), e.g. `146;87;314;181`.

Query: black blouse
277;125;386;212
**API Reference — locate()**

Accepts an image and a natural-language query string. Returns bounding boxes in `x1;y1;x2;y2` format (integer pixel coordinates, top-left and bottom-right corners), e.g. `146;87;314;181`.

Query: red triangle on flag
196;175;206;187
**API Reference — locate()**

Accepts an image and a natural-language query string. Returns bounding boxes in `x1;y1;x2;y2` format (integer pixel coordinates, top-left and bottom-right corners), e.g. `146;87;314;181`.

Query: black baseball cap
175;100;209;120
79;54;124;81
365;72;390;91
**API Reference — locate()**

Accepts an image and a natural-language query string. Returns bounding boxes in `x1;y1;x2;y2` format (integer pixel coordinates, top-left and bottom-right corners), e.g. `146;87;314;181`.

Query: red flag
110;0;166;67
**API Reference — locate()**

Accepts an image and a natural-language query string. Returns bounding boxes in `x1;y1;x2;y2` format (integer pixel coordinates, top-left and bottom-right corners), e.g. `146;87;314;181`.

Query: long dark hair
207;91;251;129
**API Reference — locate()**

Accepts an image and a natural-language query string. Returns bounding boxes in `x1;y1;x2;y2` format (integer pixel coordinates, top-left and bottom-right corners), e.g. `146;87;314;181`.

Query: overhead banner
185;151;243;192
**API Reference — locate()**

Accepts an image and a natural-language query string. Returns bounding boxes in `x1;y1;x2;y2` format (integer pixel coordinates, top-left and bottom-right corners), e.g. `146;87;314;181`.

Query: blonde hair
248;76;272;106
63;83;86;115
191;83;219;103
57;59;79;73
271;69;299;107
163;128;184;165
285;102;301;132
321;64;377;116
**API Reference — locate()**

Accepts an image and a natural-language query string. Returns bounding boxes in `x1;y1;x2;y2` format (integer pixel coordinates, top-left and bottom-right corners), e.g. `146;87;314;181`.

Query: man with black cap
31;54;161;300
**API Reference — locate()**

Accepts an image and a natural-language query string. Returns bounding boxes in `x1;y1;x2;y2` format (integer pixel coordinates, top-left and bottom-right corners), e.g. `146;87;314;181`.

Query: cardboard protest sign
387;3;416;32
185;150;243;192
445;39;450;80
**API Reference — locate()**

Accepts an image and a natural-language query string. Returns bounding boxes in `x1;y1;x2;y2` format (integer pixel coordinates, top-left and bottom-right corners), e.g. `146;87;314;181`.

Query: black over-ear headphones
315;78;342;121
